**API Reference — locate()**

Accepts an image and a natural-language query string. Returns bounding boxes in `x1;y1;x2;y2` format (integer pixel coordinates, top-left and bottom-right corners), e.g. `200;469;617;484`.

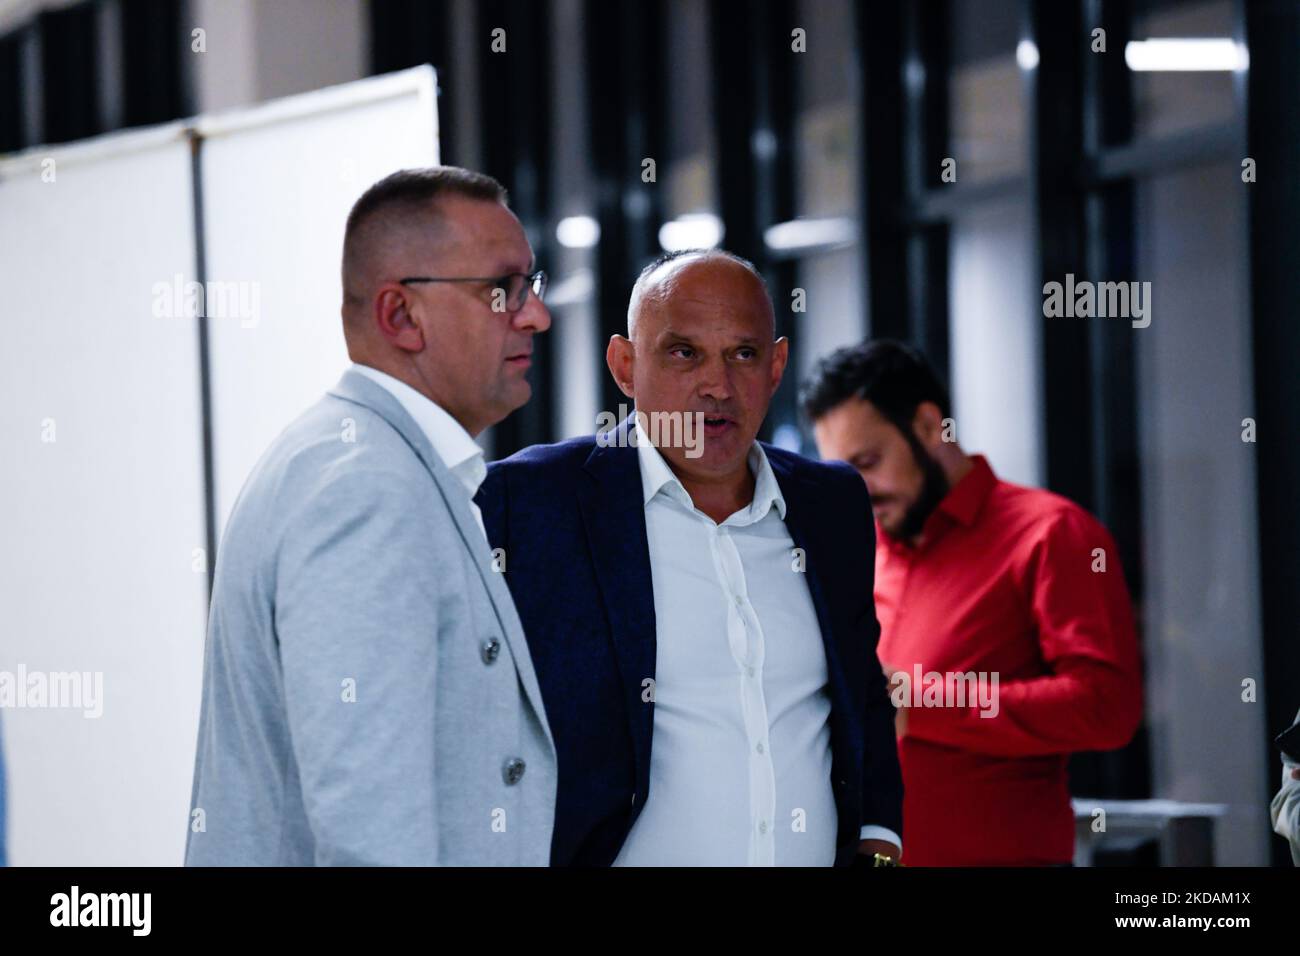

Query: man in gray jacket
185;167;557;866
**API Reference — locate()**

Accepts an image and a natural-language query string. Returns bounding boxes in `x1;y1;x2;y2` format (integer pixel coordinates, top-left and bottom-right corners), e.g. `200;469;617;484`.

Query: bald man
478;249;903;866
185;167;557;866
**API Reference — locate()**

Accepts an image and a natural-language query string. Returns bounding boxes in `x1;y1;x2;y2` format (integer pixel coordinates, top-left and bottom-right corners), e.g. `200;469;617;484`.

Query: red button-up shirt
874;455;1142;866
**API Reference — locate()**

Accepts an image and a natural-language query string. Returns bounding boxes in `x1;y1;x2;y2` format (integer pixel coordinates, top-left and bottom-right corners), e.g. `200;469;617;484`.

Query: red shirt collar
878;455;997;552
935;454;997;528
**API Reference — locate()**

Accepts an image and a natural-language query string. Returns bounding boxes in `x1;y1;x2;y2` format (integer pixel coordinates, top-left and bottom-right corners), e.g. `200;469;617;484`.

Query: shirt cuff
859;825;902;851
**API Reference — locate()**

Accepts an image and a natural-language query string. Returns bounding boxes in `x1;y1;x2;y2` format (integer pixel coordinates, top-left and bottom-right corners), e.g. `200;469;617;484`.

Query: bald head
626;249;774;342
605;247;787;491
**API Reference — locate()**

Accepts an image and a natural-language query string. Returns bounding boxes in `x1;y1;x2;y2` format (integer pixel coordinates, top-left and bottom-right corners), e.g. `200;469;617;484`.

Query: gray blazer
184;369;556;865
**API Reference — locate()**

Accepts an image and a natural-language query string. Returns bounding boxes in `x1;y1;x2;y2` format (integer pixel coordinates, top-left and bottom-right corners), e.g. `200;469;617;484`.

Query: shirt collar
350;363;486;496
634;419;786;523
935;454;997;528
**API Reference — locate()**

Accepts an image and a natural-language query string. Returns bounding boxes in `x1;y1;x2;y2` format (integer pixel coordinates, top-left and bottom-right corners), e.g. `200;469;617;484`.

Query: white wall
200;71;439;535
948;197;1043;488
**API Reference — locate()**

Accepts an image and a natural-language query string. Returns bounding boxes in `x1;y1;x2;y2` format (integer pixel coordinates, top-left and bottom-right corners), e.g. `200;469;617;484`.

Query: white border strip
195;65;436;140
0;120;191;179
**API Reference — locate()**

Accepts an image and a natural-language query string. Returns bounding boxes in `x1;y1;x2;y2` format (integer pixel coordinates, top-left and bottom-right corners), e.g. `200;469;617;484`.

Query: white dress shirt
612;426;900;866
350;364;489;544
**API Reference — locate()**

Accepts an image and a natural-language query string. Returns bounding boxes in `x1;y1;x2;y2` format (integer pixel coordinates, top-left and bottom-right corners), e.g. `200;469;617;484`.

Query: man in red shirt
802;340;1142;866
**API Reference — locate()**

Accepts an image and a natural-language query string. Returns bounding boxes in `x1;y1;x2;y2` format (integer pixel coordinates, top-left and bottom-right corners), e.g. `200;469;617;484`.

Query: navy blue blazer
478;421;903;866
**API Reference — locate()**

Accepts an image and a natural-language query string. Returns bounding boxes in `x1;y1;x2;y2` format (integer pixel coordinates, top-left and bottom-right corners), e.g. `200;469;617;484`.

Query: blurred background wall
1;0;1296;866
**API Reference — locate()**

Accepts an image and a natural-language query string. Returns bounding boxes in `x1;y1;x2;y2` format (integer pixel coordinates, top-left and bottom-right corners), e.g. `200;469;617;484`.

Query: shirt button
756;741;765;755
502;758;526;785
480;637;501;665
758;820;768;834
746;666;756;678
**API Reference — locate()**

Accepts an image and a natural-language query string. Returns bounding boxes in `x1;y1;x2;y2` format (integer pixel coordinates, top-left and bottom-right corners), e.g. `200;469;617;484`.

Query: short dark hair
800;339;951;432
342;167;508;299
345;166;507;240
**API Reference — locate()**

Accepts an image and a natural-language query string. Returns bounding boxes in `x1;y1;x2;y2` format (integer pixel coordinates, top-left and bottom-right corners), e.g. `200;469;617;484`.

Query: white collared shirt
612;426;900;866
351;363;488;543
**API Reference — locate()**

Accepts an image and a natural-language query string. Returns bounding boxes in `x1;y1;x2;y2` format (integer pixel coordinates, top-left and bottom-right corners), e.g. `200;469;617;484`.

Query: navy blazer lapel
576;418;657;807
767;449;854;716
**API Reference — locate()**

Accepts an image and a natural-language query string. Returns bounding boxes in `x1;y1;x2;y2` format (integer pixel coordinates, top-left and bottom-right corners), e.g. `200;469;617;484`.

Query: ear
606;334;636;399
769;336;790;396
373;283;426;353
911;400;946;451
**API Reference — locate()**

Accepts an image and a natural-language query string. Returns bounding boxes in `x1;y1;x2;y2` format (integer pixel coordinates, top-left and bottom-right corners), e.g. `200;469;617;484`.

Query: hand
882;661;908;739
1291;768;1300;780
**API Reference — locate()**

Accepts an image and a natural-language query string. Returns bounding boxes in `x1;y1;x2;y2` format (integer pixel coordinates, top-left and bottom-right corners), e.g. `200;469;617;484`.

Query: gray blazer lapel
326;368;552;738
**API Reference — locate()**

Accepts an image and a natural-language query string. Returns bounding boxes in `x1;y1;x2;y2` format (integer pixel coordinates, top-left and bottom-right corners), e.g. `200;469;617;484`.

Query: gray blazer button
481;637;501;665
503;758;526;785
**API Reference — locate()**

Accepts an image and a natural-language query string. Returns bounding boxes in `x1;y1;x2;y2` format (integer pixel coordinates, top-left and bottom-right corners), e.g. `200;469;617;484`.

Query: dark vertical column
0;28;30;153
120;0;193;128
708;0;766;268
478;0;555;453
1084;0;1141;594
856;0;908;343
1244;0;1300;868
369;0;457;164
586;0;667;418
1036;0;1150;801
38;3;101;144
709;0;797;442
1029;0;1092;509
3;0;193;150
765;1;798;442
1080;0;1149;799
905;0;951;381
856;0;949;382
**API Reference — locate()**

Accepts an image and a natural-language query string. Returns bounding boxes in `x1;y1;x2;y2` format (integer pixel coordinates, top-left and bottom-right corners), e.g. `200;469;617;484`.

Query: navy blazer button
481;638;501;665
503;757;526;785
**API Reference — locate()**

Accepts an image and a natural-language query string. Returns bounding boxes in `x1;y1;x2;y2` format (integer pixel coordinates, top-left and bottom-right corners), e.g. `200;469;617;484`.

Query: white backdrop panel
0;131;209;865
200;69;439;535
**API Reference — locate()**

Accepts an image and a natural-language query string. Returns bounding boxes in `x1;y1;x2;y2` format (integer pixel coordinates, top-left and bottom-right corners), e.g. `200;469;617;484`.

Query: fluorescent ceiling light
1016;39;1039;71
658;213;724;252
555;215;600;249
764;217;856;254
1124;38;1248;72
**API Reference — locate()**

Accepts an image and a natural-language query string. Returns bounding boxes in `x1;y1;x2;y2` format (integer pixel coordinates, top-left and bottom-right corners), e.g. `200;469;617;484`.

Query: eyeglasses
399;270;547;313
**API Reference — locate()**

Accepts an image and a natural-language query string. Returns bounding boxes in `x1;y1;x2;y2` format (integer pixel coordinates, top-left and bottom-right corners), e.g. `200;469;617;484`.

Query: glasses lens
531;271;547;303
500;273;523;311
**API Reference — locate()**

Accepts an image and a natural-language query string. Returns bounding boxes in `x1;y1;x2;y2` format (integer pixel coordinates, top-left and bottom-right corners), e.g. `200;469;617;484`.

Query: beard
893;442;950;541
